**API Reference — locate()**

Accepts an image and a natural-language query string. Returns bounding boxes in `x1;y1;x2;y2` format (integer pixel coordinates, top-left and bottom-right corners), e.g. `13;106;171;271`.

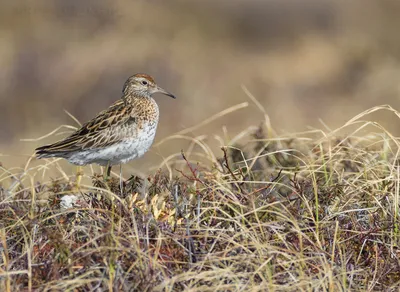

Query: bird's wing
36;99;136;155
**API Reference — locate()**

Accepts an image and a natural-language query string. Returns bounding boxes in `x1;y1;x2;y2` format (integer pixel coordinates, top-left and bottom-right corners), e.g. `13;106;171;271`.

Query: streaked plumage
35;73;175;167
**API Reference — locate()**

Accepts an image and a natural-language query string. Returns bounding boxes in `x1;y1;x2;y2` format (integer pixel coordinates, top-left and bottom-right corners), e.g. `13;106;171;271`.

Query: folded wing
35;99;134;158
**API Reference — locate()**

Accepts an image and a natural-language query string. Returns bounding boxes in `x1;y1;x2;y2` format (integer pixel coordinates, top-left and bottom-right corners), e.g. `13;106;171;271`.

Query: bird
35;73;176;188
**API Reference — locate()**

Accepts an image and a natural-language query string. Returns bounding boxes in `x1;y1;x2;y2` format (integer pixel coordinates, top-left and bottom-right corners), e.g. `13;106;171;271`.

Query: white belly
67;125;157;166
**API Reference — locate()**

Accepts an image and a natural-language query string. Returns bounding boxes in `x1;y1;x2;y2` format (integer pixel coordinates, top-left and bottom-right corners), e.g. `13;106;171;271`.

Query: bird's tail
35;138;81;159
35;144;62;159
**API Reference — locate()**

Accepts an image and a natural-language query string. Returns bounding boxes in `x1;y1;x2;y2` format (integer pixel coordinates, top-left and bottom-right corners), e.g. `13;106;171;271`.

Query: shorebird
35;73;176;188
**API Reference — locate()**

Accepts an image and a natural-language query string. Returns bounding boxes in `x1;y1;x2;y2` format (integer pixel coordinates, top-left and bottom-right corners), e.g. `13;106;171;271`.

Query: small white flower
60;195;78;209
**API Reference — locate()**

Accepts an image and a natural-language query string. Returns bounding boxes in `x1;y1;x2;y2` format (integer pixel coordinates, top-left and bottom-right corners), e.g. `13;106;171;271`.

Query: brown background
1;0;400;174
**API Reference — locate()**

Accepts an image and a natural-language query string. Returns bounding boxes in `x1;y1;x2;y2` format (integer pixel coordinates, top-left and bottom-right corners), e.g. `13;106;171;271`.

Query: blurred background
1;0;400;174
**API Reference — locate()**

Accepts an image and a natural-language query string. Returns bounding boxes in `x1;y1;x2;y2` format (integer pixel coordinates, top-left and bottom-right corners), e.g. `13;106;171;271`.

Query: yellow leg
104;163;112;181
75;165;83;189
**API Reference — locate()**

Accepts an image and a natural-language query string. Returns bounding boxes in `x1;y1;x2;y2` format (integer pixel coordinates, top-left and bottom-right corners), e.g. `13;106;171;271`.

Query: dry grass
1;105;400;291
4;1;400;172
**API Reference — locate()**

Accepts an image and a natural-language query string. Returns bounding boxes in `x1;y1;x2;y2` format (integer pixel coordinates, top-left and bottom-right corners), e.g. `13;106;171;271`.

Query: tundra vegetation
1;105;400;291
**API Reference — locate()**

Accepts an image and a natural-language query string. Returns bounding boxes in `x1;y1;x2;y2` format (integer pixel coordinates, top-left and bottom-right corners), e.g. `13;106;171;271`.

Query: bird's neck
123;92;152;104
124;93;158;116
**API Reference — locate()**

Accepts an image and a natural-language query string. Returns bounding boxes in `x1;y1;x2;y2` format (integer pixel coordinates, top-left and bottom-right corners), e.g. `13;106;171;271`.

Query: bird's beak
154;86;176;99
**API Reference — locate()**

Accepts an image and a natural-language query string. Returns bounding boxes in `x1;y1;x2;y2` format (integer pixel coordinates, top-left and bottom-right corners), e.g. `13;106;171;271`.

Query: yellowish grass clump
1;105;400;291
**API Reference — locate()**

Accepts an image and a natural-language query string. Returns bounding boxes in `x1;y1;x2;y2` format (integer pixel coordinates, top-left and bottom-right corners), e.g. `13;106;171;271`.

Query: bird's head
122;73;176;99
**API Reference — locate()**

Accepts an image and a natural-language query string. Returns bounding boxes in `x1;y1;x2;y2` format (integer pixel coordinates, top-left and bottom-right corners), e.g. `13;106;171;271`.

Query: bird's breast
126;122;158;159
130;97;160;125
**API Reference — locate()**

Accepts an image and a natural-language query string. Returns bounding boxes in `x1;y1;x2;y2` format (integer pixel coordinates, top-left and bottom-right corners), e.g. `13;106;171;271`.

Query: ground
1;105;400;291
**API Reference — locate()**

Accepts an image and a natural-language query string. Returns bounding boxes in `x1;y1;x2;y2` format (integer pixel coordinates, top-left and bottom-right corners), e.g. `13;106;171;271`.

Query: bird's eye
141;80;148;85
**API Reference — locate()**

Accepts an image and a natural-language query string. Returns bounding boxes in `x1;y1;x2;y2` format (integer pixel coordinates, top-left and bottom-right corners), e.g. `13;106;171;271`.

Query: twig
176;150;207;195
186;217;196;264
221;147;244;193
248;169;283;196
172;184;182;219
